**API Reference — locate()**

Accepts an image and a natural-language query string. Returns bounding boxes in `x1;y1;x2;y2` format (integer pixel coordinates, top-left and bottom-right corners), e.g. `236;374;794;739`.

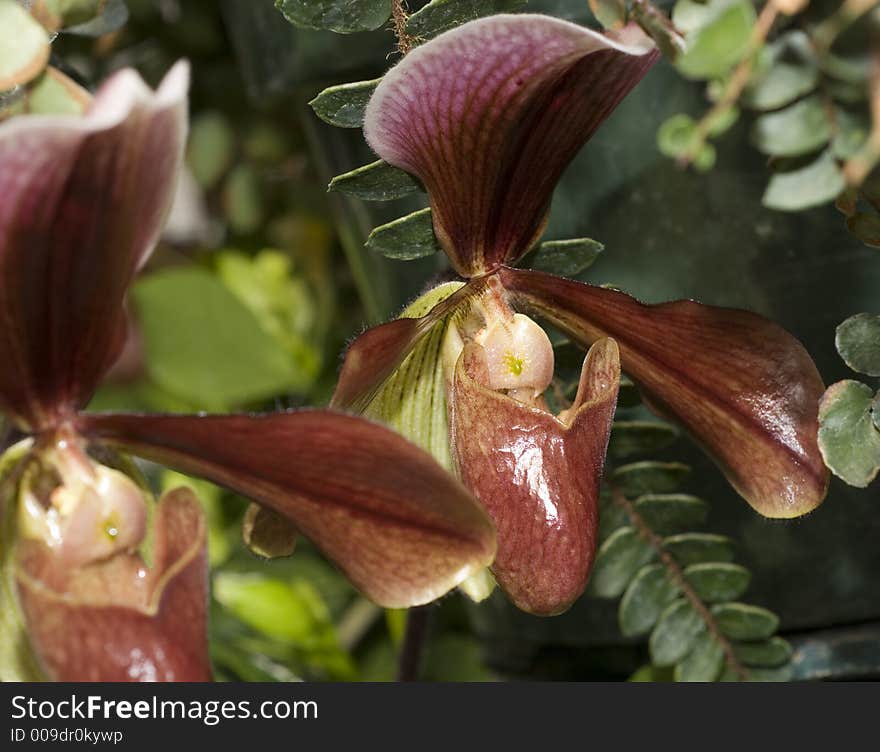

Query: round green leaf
683;562;751;602
675;0;756;80
836;313;880;376
711;602;779;641
650;599;705;666
742;32;818;111
224;163;264;235
405;0;526;40
751;96;831;157
657;113;699;159
187;111;236;190
0;0;50;90
619;564;680;637
818;380;880;487
762;150;845;212
588;527;656;598
276;0;392;34
663;533;735;567
675;631;724;681
633;494;708;535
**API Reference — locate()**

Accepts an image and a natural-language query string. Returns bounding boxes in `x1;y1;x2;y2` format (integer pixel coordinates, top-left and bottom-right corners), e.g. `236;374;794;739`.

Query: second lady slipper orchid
331;15;830;615
0;61;495;681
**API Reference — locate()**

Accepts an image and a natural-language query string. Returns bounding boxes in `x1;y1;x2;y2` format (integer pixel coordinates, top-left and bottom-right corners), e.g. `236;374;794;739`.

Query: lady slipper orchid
331;15;830;615
0;62;496;681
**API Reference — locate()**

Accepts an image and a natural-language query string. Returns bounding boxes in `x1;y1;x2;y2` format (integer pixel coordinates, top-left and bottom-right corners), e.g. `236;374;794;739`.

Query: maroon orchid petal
364;15;658;277
77;410;497;608
500;267;829;519
0;62;188;431
16;487;211;682
449;338;620;615
331;281;480;412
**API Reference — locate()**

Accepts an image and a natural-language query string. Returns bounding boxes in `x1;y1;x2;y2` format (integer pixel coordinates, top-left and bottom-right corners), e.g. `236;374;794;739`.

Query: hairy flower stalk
0;60;496;681
333;14;830;615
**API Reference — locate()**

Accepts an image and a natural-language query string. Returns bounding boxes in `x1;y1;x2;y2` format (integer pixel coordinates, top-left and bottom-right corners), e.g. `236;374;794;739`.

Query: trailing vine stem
390;0;415;56
607;480;750;680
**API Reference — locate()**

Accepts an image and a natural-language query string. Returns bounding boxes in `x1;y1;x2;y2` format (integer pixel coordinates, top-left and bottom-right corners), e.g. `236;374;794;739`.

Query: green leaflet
663;533;736;567
711;602;779;641
632;493;708;535
406;0;526;41
650;599;705;666
329;160;422;201
275;0;392;34
618;564;680;637
366;208;441;260
675;630;724;681
762;150;846;212
751;95;831;158
607;420;679;459
588;527;656;598
683;562;751;603
818;380;880;487
609;461;691;497
309;78;381;128
835;313;880;377
528;238;604;277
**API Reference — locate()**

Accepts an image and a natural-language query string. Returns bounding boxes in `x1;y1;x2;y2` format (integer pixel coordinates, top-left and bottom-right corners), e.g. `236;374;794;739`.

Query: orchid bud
18;433;147;567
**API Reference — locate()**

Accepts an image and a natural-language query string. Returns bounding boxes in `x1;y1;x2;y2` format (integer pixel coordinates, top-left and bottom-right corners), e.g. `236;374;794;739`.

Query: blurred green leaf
657;113;699;159
629;664;674;682
188;111;236;190
224;163;264;235
683;562;751;602
733;636;792;668
588;527;656;598
633;494;708;535
133;267;301;411
162;471;230;566
309;78;380;128
619;564;680;637
275;0;391;33
675;0;756;80
663;533;735;567
529;238;604;277
216;249;321;390
742;32;818;111
711;602;779;640
818;380;880;487
589;0;626;30
329;160;422;201
36;0;108;29
406;0;525;40
650;599;705;666
762;151;845;211
835;313;880;376
751;96;831;157
9;67;88;116
675;630;724;681
608;421;679;458
609;461;691;497
366;207;441;260
0;0;49;90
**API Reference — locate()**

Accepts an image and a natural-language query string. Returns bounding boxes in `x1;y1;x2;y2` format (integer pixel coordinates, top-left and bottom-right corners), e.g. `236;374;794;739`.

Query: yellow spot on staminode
503;352;524;377
103;515;120;541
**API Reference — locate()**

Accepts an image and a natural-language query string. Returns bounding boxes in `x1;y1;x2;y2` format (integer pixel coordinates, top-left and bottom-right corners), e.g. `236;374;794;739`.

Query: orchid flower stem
396;604;432;682
608;480;749;680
